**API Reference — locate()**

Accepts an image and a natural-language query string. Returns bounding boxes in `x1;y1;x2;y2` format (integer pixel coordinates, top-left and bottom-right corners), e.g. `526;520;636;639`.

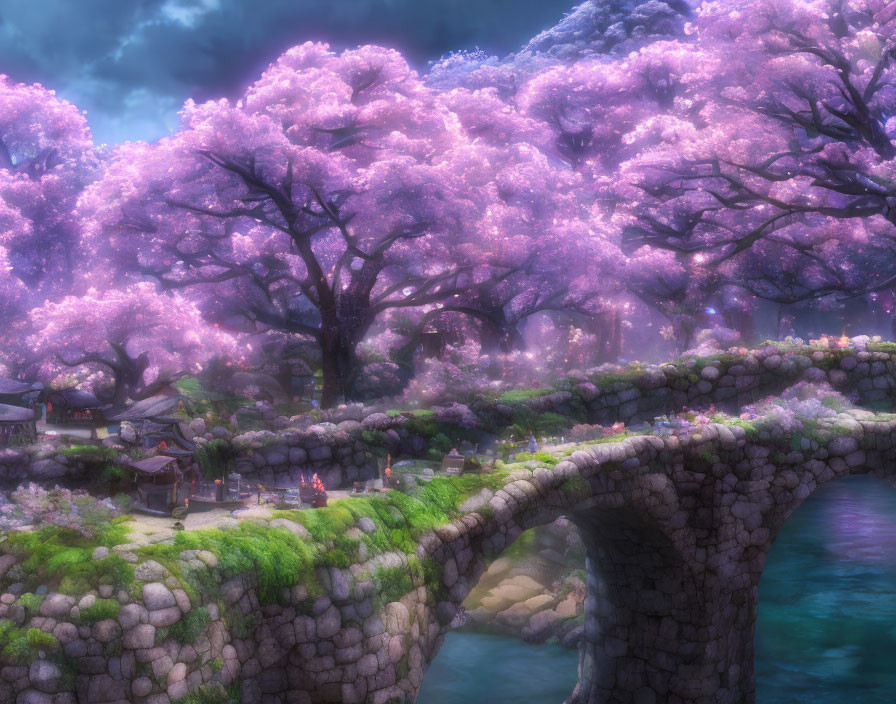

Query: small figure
527;431;538;453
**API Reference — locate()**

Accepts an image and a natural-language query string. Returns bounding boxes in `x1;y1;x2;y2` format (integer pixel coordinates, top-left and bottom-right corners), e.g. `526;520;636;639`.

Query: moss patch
78;598;121;625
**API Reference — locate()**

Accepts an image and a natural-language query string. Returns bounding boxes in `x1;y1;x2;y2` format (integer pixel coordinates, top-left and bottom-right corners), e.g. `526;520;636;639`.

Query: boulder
142;583;176;611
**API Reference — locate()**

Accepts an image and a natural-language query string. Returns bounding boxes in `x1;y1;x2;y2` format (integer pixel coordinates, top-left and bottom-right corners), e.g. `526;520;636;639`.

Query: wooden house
46;389;106;425
131;455;182;514
107;395;194;450
0;378;43;409
0;404;37;446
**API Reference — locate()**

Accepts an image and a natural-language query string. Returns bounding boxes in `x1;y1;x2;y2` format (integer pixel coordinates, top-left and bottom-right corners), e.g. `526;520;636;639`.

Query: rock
458;488;494;514
38;594;75;619
91;547;110;561
14;690;54;704
148;606;182;627
561;624;584;649
828;436;858;456
316;606;341;640
132;677;153;697
134;561;169;582
123;624;155;650
142;583;176;611
527;609;563;642
119;422;138;444
28;661;61;693
484;557;513;580
357;517;377;535
29;459;68;480
555;596;578;618
270;518;310;537
78;595;96;611
118;604;145;630
167;662;187;685
700;366;720;381
485;576;544;608
91;619;121;644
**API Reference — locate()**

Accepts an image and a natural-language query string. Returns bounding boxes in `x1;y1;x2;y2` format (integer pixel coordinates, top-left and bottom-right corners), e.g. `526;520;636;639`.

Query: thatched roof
0;378;42;396
130;455;179;475
47;389;103;409
0;403;36;423
107;395;191;422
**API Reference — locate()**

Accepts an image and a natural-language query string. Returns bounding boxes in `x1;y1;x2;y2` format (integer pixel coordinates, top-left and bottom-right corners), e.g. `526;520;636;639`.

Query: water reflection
417;631;578;703
757;475;896;703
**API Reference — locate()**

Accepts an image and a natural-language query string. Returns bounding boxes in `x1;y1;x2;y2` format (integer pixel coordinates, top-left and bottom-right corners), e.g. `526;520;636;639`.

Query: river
420;474;896;703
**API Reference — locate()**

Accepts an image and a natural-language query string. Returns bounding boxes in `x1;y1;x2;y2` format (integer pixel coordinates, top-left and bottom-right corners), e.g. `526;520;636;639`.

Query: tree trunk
610;310;623;361
320;345;343;409
319;331;362;409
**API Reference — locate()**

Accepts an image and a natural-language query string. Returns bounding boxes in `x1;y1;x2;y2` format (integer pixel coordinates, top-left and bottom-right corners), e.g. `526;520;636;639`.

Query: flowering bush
352;362;405;401
0;484;120;537
695;326;741;349
402;358;497;406
741;382;851;434
431;402;480;429
568;424;608;443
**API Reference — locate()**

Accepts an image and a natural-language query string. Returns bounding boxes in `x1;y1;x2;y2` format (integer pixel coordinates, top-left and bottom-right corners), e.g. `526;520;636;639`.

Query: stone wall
5;345;896;491
531;346;896;427
225;412;430;490
7;411;896;703
0;447;108;486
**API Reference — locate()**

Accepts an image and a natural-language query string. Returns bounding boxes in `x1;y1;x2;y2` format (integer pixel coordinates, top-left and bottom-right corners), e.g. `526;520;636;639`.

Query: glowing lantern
837;335;850;349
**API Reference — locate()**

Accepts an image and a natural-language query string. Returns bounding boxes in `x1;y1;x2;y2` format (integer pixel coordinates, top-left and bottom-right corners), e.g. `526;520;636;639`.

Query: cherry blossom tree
82;43;531;406
26;283;243;407
608;0;896;316
0;76;97;297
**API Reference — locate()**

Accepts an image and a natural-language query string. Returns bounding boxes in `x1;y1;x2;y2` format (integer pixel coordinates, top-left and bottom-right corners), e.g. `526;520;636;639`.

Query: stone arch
417;418;896;704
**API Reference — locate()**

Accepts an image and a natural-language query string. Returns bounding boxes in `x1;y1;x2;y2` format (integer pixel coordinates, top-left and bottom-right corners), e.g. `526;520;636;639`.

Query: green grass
514;451;559;466
58;445;118;463
6;521;134;595
497;388;555;404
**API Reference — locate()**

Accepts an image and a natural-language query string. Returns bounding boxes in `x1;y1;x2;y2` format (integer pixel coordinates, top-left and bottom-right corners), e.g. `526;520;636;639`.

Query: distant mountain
428;0;692;90
516;0;691;61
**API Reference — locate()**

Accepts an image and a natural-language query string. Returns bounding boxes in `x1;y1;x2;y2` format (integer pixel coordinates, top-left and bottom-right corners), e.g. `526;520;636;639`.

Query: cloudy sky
0;0;576;144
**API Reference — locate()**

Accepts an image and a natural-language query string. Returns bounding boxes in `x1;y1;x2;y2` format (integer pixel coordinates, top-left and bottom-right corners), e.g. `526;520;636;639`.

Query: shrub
168;607;211;643
5;484;122;538
375;565;415;603
194;439;233;480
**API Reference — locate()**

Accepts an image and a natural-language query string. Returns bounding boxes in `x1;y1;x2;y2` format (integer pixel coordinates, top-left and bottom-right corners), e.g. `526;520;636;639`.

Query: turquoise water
420;475;896;703
757;474;896;703
417;631;578;703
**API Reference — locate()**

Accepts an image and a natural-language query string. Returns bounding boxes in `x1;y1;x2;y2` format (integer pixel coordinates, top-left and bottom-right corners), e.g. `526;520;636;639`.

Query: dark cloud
0;0;578;143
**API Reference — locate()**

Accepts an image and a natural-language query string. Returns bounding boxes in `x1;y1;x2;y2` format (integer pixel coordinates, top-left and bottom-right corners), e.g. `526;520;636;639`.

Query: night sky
0;0;578;144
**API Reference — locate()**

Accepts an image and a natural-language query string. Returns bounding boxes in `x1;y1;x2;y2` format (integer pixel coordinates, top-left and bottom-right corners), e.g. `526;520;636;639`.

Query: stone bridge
164;412;896;704
6;345;896;704
424;416;895;704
